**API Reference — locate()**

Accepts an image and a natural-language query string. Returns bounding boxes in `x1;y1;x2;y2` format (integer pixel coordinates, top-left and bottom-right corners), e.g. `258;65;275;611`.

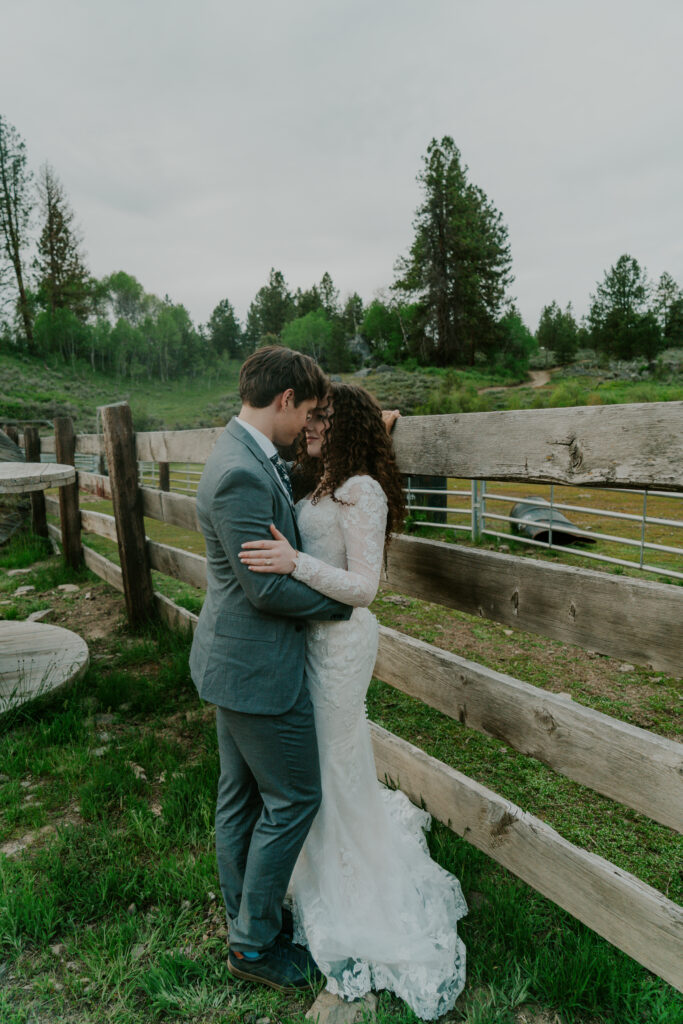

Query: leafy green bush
548;381;585;407
416;374;494;414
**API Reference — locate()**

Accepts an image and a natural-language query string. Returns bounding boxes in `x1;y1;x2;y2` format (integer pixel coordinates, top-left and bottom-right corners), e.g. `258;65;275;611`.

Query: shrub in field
416;375;493;414
548;381;585;407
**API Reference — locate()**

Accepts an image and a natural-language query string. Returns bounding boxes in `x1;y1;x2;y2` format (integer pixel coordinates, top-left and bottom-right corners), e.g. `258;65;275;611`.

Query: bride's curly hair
291;382;405;544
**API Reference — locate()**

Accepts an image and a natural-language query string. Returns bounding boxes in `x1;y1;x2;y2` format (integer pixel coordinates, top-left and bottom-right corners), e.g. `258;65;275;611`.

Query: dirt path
479;369;552;393
528;369;552;387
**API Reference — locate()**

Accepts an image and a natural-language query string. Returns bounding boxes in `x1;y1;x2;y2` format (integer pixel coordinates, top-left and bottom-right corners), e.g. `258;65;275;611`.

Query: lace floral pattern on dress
292;475;386;607
288;474;467;1021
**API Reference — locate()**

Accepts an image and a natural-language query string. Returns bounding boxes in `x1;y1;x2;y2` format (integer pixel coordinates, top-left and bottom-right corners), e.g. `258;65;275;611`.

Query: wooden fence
30;400;683;992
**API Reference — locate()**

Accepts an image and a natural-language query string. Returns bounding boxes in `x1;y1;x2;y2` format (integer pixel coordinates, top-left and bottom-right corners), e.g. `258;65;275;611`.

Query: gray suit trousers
215;684;322;952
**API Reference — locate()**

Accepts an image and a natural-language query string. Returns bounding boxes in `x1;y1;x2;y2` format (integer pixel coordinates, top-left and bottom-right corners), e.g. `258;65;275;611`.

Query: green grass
425;824;680;1024
0;531;53;570
0;350;243;434
1;534;681;1022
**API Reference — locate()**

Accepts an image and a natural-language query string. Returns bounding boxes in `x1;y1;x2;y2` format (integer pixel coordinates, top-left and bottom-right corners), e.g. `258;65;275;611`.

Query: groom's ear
279;388;296;411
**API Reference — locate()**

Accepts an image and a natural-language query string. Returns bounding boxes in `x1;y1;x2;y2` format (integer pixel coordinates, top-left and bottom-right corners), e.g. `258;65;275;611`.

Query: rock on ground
306;990;378;1023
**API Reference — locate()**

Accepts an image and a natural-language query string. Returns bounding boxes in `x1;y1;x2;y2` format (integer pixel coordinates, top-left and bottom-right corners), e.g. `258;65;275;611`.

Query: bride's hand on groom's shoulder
239;524;298;575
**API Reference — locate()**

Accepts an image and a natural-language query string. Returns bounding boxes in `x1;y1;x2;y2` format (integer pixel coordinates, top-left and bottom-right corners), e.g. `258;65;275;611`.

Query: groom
189;346;352;992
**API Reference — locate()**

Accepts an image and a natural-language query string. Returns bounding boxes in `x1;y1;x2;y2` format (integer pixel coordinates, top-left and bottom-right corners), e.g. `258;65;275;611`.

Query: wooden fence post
4;425;19;445
54;416;83;569
101;402;156;627
23;426;48;538
158;462;170;491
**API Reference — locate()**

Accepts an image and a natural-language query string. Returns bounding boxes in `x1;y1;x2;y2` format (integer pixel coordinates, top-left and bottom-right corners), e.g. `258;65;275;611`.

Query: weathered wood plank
135;427;223;464
370;724;683;990
78;471;112;500
71;502;205;589
140;486;200;531
54;418;82;570
385;535;683;676
80;508;118;544
40;433;102;456
390;402;683;489
101;403;155;627
79;560;197;634
0;462;75;494
75;433;104;455
81;543;196;635
23;427;47;537
154;591;198;633
148;539;207;589
51;399;683;486
0;621;89;711
59;399;683;488
82;545;124;592
375;627;683;831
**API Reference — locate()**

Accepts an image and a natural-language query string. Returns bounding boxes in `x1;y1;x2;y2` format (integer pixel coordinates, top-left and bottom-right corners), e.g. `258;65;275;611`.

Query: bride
239;382;467;1020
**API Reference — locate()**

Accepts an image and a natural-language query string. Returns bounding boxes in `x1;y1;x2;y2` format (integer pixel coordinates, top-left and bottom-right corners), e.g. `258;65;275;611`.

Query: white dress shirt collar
235;417;278;459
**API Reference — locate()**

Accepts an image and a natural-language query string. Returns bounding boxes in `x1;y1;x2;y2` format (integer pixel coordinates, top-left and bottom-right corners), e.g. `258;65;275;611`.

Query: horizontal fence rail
391;402;683;490
370;725;683;992
47;484;683;676
375;627;683;832
384;534;683;676
35;400;683;488
44;499;683;829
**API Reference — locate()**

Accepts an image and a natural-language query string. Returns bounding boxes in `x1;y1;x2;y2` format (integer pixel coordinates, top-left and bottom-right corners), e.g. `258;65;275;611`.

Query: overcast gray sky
3;0;682;332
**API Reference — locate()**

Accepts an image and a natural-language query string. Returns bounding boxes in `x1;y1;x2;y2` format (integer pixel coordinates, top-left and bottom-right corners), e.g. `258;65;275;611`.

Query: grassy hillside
0;352;243;434
1;350;682;436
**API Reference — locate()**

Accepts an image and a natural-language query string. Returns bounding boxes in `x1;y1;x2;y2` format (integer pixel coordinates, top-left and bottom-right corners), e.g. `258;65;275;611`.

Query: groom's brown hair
239;346;328;408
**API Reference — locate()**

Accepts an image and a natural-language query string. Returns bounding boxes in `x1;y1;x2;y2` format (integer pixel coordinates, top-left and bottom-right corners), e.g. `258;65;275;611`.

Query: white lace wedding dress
288;474;467;1021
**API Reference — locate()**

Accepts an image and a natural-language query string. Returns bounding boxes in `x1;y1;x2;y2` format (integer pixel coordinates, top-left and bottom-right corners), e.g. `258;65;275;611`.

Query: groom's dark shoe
228;935;323;993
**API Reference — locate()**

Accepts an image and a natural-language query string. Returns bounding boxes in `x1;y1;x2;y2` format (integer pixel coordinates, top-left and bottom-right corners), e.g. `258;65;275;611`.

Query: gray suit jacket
189;418;351;714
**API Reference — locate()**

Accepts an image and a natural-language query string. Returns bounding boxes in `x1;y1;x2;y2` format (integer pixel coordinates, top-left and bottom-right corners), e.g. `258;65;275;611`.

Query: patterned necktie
270;453;294;504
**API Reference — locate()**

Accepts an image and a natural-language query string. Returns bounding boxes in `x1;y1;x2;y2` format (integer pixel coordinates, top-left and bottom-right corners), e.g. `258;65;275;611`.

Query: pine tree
588;255;661;360
206;297;243;357
244;268;294;347
536;302;579;365
34;163;90;319
394;137;513;365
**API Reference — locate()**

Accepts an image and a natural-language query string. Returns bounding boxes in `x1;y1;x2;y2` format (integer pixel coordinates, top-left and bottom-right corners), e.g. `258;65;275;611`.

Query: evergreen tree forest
1;117;681;383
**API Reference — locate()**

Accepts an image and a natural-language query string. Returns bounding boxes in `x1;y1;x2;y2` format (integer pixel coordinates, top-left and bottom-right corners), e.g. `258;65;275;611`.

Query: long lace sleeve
292;476;387;606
